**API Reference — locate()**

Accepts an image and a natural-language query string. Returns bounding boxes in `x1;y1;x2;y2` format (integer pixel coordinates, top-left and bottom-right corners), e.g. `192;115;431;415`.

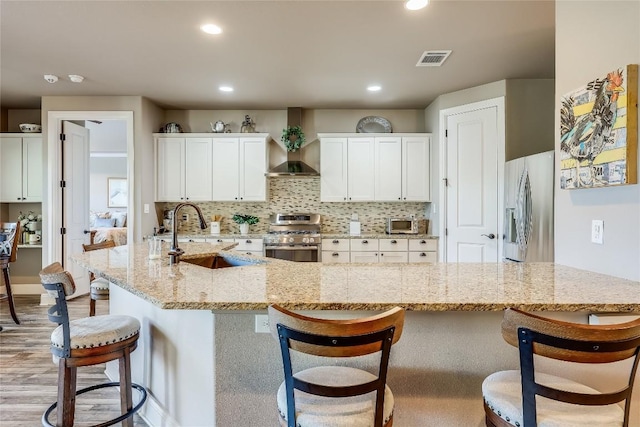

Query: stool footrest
42;381;147;427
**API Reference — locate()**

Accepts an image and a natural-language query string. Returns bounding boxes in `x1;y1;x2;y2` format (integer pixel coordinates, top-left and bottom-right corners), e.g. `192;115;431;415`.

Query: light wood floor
0;294;148;427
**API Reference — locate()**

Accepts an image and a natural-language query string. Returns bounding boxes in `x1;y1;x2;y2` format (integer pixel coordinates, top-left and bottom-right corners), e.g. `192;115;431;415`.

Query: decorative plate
356;116;392;133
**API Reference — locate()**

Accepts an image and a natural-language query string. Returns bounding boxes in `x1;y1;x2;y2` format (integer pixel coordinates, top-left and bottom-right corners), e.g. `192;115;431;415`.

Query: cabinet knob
403;197;406;200
343;197;347;201
420;240;426;244
398;198;401;200
332;240;339;244
362;240;368;244
332;253;339;257
235;197;238;200
240;197;243;200
246;240;252;243
217;239;223;242
391;240;397;244
420;252;426;257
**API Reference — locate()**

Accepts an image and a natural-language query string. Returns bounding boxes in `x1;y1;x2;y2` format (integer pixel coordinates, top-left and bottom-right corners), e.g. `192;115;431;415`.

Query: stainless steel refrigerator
503;150;554;262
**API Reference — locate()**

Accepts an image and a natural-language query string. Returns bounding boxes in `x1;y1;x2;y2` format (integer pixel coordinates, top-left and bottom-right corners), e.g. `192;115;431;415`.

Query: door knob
481;233;496;239
83;230;91;234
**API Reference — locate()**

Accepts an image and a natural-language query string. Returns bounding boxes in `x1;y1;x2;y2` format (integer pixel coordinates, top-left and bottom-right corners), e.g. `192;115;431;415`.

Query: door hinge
443;178;448;187
60;227;66;235
60;133;66;141
445;129;448;138
60;180;66;188
445;228;448;236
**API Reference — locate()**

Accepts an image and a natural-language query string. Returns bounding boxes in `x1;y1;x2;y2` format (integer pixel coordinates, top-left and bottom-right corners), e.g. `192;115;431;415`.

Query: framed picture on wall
108;177;127;208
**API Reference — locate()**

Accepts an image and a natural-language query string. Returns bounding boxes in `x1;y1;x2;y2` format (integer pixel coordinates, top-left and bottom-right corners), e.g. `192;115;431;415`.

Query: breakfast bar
71;243;640;426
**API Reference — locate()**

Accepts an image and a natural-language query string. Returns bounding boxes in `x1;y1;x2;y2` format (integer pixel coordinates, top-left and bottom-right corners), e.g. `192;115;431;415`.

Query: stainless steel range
264;213;321;262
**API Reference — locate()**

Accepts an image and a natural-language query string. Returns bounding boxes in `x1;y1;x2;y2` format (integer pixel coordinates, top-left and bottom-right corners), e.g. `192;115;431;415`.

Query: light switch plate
591;220;604;244
143;203;149;214
255;315;270;333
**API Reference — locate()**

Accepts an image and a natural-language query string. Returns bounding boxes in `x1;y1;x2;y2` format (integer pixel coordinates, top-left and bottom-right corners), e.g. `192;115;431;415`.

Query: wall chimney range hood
266;107;319;177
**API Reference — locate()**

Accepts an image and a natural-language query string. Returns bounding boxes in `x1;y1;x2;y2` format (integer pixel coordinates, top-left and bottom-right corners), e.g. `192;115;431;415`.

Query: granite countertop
157;232;438;240
70;243;640;313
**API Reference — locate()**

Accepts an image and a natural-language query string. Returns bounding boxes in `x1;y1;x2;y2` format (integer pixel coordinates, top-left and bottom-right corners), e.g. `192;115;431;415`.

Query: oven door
264;245;319;262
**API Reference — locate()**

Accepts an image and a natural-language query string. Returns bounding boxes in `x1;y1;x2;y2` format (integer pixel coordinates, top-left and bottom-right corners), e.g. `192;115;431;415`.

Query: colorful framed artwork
107;177;127;208
559;64;637;189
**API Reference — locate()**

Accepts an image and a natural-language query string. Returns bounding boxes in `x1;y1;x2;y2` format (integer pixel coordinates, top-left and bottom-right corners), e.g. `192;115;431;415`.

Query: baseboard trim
11;283;43;295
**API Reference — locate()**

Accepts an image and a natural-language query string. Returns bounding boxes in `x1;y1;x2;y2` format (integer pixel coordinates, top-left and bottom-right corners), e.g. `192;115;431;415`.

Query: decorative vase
239;223;249;235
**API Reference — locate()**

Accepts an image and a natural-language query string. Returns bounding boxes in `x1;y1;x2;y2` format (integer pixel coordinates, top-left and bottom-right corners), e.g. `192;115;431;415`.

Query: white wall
89;157;127;212
555;1;640;281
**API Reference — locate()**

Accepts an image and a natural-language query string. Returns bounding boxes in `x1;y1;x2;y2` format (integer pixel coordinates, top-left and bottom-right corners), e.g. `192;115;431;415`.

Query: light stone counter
71;242;640;313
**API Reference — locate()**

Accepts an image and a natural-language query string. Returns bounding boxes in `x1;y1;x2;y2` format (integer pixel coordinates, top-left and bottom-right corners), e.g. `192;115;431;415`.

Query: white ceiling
0;0;555;110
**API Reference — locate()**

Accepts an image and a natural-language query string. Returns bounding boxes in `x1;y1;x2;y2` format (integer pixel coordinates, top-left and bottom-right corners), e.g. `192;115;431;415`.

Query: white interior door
62;121;90;295
445;106;500;262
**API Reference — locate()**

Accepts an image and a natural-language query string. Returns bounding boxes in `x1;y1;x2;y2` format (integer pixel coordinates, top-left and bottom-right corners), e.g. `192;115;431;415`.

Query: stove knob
302;237;309;243
309;237;315;243
288;237;294;243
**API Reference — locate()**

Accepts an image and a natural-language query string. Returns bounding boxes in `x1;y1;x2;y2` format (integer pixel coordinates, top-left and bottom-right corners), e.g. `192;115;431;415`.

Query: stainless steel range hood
266;107;319;177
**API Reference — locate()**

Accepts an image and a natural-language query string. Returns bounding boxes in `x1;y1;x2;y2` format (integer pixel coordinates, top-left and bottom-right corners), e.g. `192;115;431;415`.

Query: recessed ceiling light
201;24;222;35
68;74;84;83
405;0;429;10
367;85;382;92
219;86;234;92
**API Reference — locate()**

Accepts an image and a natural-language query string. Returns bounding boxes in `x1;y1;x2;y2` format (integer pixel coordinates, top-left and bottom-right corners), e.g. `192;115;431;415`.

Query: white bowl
19;123;42;133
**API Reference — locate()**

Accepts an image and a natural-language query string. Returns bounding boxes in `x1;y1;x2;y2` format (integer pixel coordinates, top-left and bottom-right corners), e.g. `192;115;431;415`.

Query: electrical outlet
182;213;189;221
255;315;270;333
591;220;604;244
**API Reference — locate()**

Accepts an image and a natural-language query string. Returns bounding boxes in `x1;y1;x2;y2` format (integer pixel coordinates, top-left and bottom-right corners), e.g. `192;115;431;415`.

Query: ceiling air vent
416;50;452;67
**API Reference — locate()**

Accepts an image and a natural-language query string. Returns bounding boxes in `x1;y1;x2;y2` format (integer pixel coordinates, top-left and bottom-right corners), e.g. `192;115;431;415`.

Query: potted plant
281;126;305;152
232;214;259;235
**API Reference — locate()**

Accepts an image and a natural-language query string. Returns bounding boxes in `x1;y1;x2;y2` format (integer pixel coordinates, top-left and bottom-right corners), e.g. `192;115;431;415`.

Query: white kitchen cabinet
350;238;378;263
320;133;430;202
319;137;375;202
408;238;438;263
379;238;409;263
212;136;267;202
321;238;350;264
233;238;263;256
0;134;42;202
155;136;212;202
375;135;430;202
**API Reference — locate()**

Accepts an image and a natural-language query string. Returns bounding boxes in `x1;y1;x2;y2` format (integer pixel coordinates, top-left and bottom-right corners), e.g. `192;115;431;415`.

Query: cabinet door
347;137;375;201
375;136;402;201
402;136;430;201
239;137;266;201
320;138;348;202
22;137;42;201
212;138;240;201
379;252;408;263
0;137;24;202
185;138;213;201
156;137;185;201
350;252;379;263
322;251;350;264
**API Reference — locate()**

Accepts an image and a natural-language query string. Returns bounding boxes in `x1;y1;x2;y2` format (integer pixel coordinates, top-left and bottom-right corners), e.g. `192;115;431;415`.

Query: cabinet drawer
379;238;408;252
234;238;263;252
379;252;408;263
408;251;437;263
321;251;350;264
408;239;437;252
321;238;350;252
350;239;378;252
350;251;379;263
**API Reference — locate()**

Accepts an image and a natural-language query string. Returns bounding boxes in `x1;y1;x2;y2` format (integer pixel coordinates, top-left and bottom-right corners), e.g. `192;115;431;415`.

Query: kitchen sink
181;255;257;269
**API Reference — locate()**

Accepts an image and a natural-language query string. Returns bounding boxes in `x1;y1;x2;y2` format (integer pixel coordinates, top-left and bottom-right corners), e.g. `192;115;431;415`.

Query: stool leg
2;266;20;324
119;348;134;427
57;361;77;427
89;297;96;317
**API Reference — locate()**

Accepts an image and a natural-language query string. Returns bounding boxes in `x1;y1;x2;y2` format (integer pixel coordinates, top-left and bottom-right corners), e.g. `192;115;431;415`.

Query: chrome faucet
168;202;208;264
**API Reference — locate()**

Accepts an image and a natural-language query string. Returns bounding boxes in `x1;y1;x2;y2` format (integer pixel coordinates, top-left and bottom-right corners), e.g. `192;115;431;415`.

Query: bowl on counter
19;123;42;133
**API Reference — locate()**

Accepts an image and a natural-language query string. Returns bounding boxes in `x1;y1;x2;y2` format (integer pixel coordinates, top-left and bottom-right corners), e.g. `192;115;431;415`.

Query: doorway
439;98;505;262
45;111;134;295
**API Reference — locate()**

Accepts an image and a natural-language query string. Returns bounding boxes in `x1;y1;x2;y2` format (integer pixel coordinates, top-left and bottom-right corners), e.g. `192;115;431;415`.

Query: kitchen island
72;243;640;427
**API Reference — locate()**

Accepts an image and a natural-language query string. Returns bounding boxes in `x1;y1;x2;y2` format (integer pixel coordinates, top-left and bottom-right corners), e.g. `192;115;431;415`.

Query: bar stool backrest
0;222;20;263
40;262;77;358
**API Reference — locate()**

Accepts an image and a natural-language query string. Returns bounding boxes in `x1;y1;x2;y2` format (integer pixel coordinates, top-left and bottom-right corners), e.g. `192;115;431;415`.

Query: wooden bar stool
82;240;116;316
40;262;147;427
0;222;21;325
482;308;640;427
268;304;405;427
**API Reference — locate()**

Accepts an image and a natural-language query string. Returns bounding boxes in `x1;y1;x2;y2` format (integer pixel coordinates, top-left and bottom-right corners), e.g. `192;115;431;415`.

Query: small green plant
232;214;259;225
281;125;305;151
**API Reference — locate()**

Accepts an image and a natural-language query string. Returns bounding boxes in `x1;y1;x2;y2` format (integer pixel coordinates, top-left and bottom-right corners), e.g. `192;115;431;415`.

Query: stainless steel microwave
386;218;418;234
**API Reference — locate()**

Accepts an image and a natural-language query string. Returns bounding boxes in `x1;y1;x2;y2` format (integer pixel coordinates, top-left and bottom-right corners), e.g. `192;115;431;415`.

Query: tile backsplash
160;177;430;235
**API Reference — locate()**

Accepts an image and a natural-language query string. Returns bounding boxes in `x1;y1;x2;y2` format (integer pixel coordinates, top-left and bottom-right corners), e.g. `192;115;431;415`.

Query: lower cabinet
322;237;437;264
232;238;263;256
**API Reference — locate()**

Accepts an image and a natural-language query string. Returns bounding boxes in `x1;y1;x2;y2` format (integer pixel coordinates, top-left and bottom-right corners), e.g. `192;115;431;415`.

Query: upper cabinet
319;133;430;202
0;134;42;203
155;136;213;202
212;136;267;202
154;133;268;203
